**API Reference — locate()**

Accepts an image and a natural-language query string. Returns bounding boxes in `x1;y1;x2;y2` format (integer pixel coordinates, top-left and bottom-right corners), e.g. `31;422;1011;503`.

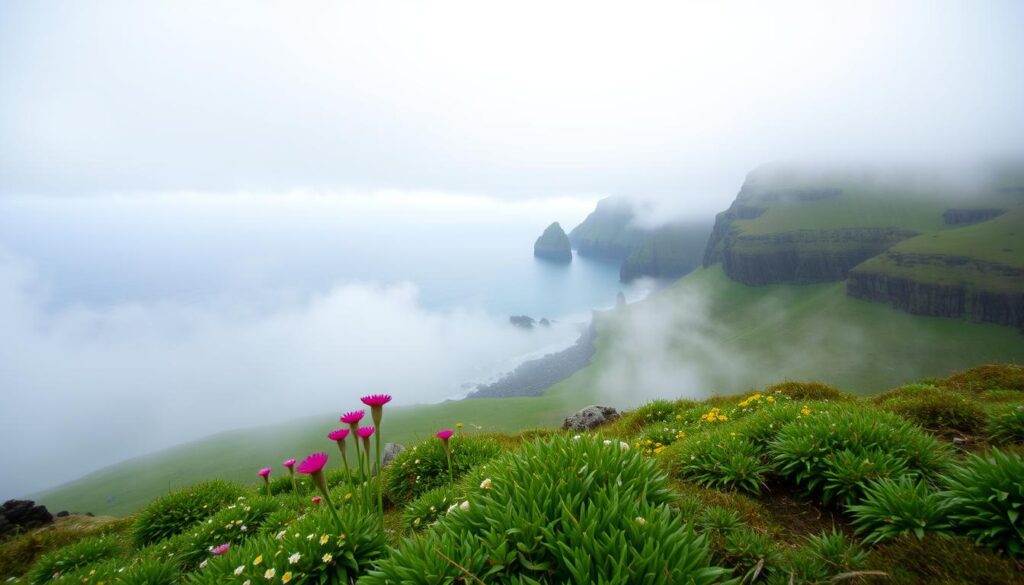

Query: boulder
382;442;405;469
562;405;619;431
1;499;54;537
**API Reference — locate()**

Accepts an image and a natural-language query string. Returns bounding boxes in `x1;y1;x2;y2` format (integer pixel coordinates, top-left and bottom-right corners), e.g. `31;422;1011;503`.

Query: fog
2;1;1023;498
2;0;1022;212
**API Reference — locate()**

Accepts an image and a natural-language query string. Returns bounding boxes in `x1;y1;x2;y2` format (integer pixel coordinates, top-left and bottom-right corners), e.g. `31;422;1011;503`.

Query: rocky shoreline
467;320;597;399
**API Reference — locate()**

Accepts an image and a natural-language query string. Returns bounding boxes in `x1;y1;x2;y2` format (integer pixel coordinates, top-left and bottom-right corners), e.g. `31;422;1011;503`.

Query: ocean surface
0;194;645;319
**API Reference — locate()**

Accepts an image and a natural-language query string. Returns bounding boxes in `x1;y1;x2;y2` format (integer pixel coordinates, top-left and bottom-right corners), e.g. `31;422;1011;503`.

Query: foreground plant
295;452;341;528
257;467;272;496
436;428;454;487
363;436;729;584
327;428;353;493
27;536;123;585
357;425;376;510
132;480;245;547
942;449;1024;557
361;393;392;524
849;476;953;543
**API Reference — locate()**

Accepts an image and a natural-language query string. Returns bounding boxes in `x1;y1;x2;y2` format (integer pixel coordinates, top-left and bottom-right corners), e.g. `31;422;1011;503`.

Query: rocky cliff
848;253;1024;329
534;222;572;263
721;227;918;285
568;196;710;281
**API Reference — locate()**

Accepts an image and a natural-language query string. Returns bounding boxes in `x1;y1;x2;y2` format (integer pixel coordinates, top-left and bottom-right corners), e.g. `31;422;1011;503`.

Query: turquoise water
0;196;644;319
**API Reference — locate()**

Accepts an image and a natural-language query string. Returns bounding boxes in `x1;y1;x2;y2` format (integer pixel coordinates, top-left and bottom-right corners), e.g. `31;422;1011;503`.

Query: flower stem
375;424;384;526
446;447;454;488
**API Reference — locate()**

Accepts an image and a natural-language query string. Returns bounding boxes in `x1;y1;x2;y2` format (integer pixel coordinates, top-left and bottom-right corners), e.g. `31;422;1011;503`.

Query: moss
762;380;853;402
942;363;1024;394
875;385;987;436
864;534;1024;585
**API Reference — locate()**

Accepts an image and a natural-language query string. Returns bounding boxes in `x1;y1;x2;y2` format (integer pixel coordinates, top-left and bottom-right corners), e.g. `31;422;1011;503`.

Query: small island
533;222;572;263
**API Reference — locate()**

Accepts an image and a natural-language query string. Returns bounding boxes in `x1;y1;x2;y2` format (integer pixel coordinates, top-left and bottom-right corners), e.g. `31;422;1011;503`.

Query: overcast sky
2;0;1023;214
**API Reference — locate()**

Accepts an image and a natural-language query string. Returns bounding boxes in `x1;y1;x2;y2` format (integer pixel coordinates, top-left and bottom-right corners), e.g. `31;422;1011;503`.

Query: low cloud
0;250;574;499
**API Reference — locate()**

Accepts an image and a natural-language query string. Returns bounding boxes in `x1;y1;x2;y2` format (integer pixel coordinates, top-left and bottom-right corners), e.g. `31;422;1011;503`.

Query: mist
1;0;1023;500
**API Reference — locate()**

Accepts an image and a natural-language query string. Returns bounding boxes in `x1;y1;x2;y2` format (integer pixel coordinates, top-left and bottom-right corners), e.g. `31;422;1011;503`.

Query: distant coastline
466;320;597;399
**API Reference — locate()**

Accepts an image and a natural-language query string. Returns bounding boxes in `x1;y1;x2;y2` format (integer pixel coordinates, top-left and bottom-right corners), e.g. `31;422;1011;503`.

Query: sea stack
534;222;572;263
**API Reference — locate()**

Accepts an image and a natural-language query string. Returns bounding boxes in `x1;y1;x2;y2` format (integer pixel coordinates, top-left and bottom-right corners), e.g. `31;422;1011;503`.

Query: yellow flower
281;572;292;584
322;553;333;563
456;422;464;428
320;534;330;545
800;406;812;416
253;555;263;567
766;396;775;403
674;415;682;421
717;415;728;422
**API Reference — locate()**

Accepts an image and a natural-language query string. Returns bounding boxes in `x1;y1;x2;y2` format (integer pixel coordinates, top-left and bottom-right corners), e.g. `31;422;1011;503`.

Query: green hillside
34;266;1024;517
548;266;1023;399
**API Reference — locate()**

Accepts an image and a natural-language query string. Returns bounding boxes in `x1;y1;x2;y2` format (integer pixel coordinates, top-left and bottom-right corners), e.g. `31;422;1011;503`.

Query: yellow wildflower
281;572;292;584
800;406;812;416
322;553;333;563
320;534;330;545
253;555;263;567
456;422;464;429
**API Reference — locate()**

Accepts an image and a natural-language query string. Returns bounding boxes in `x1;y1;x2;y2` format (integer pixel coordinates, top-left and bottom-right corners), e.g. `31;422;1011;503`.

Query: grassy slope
548;266;1024;398
34;268;1024;517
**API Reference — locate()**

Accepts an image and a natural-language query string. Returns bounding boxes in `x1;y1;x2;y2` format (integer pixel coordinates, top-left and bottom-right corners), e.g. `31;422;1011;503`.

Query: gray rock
382;443;405;469
562;405;619;431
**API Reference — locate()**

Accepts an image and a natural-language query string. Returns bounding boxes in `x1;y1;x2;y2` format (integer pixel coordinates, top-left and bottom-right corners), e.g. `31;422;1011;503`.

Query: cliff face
534;222;572;263
848;253;1024;329
568;197;647;261
721;227;917;285
568;196;711;281
620;223;711;281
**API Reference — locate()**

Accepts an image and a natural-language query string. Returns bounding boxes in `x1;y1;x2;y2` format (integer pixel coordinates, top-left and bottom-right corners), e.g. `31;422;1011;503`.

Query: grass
7;367;1024;583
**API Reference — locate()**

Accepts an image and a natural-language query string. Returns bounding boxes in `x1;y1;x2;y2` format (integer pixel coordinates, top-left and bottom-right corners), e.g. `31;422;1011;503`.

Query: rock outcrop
943;208;1006;226
720;227;918;285
534;222;572;263
848;253;1024;329
562;405;619;431
1;499;54;537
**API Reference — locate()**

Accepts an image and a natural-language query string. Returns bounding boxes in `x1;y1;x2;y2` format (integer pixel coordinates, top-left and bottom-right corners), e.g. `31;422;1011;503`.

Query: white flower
603;439;612;445
199;560;208;569
446;503;458;515
480;478;492;490
635;517;646;526
243;581;251;585
264;569;276;580
459;501;470;512
619;441;630;451
306;533;315;540
275;530;286;540
322;553;333;563
572;435;581;440
234;566;245;576
288;553;301;565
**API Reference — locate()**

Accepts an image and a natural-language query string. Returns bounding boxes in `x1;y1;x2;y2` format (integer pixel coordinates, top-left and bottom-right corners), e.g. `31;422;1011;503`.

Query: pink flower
357;426;375;439
436;429;453;441
340;410;365;424
311;496;322;504
258;467;272;477
211;543;230;556
360;394;392;407
327;428;350;441
296;452;328;475
282;458;296;469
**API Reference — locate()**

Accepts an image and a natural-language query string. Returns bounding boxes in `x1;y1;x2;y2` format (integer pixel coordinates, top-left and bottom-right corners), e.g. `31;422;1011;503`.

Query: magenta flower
357;426;375;439
211;543;230;556
360;394;392;408
436;429;453;441
437;429;455;486
340;410;365;425
282;458;296;469
311;496;322;504
328;428;350;441
258;467;272;477
296;452;329;475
